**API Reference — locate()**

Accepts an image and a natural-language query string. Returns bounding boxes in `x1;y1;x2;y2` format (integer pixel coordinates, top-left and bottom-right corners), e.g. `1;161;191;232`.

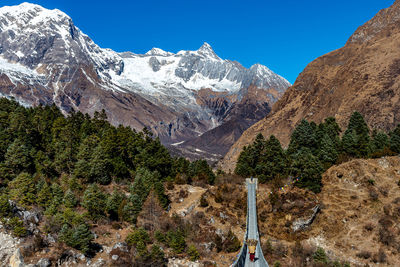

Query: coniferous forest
0;97;215;264
235;112;400;193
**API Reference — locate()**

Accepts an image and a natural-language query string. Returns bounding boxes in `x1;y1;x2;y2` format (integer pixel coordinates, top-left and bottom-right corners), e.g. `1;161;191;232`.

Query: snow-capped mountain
0;2;290;160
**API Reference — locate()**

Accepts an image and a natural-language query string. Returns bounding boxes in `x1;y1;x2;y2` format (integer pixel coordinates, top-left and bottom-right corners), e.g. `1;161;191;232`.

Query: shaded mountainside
0;3;290;161
174;85;273;162
221;0;400;172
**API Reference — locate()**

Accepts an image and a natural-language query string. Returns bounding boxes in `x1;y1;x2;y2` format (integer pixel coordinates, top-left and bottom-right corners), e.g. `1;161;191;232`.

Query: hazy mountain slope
221;0;400;172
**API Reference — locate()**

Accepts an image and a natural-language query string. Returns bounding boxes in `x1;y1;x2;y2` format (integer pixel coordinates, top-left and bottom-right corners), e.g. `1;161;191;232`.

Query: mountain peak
145;47;173;56
0;2;67;16
198;42;213;51
197;42;219;59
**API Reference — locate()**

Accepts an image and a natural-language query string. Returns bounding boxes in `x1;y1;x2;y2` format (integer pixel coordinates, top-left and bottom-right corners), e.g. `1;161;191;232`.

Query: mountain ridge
0;2;290;161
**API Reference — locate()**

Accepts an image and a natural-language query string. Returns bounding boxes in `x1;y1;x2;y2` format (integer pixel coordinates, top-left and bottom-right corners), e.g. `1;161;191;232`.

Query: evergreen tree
3;139;33;176
82;184;106;220
288;120;318;155
344;112;370;156
9;172;36;206
291;148;324;193
189;160;216;185
166;230;186;254
255;135;287;182
122;194;142;223
74;135;100;181
37;181;52;207
341;130;358;157
60;223;94;255
106;190;125;221
0;194;11;217
64;189;78;208
89;145;111;185
389;125;400;153
235;146;253;177
318;134;338;166
370;130;389;155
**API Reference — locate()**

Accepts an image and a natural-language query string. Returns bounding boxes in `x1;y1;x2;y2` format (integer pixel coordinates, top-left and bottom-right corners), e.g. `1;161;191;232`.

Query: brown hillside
221;0;400;172
255;156;400;266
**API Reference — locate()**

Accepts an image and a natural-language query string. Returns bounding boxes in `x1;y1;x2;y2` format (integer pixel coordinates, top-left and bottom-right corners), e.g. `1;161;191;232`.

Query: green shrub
126;228;150;247
59;223;94;255
166;230;186;254
155;230;166;243
9;217;27;237
313;247;328;264
64;190;78;208
150;244;165;262
188;244;200;261
0;194;11;217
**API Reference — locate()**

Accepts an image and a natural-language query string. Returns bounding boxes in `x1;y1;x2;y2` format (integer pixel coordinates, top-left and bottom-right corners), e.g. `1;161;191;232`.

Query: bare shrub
274;242;288;257
179;188;188;198
356;250;371;259
369;188;379;201
364;223;374;231
379;228;395;246
379;187;389;197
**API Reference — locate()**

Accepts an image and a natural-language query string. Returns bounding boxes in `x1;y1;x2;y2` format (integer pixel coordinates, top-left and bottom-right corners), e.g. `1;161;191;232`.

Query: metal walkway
231;178;269;267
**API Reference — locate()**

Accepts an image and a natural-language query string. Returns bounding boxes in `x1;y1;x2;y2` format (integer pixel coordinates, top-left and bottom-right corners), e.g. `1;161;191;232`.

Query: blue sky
1;0;395;83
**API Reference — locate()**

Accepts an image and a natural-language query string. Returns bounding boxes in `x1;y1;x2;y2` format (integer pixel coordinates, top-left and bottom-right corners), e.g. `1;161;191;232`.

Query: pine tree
60;223;94;255
345;112;370;156
389;125;400;153
3;139;33;176
370;130;389;155
288;120;317;155
318;134;338;166
89;145;111;185
122;194;142;223
256;135;287;182
106;190;125;221
82;184;106;220
9;172;36;206
64;189;78;208
74;135;100;181
37;181;52;207
291;148;324;193
341;130;358;157
0;194;11;217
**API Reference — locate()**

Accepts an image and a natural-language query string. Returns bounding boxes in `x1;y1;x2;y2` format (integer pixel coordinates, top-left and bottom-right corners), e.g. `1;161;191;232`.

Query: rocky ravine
221;0;400;172
0;3;290;161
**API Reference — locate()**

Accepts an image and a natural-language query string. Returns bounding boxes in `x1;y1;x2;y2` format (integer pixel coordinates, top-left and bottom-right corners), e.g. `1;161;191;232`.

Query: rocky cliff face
0;3;290;160
221;0;400;172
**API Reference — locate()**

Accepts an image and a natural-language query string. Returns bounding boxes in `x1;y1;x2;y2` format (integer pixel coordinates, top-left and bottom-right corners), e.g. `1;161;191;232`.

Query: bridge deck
232;178;269;267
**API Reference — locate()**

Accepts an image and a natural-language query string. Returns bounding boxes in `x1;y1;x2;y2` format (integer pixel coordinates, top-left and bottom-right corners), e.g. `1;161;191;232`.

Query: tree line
235;112;400;193
0;97;214;260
